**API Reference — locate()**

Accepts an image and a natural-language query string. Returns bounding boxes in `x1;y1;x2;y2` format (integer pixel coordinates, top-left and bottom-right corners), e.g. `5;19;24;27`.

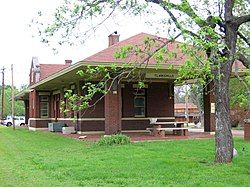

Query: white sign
211;103;215;114
145;73;177;79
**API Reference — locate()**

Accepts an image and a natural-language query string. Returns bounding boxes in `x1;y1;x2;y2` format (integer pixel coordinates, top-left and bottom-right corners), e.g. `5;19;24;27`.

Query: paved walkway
189;128;244;137
232;130;244;137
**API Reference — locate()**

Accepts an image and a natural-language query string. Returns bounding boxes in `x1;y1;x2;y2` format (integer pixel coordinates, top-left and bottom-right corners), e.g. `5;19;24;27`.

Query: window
40;96;49;118
134;89;146;117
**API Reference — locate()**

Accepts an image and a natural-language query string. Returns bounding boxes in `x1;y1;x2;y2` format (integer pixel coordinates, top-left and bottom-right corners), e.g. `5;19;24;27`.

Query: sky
0;0;167;88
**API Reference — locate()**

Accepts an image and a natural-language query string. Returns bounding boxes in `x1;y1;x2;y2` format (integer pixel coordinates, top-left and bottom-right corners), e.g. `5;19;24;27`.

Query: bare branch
237;31;250;47
165;7;200;38
218;1;224;19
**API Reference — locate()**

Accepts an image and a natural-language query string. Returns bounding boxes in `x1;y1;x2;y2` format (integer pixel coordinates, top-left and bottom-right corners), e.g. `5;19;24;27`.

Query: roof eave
15;89;30;100
29;60;181;89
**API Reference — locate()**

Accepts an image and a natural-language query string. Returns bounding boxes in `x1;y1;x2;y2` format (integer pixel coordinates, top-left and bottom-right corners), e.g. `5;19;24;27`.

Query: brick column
203;82;215;132
104;81;122;134
244;120;250;141
24;100;29;124
29;90;39;118
59;89;64;118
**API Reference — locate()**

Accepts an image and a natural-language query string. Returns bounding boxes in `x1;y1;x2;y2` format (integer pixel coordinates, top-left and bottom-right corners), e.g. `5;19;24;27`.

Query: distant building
174;103;200;123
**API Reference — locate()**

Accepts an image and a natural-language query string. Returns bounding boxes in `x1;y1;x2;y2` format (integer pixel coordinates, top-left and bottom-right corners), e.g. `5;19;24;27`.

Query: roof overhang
15;89;30;100
27;60;249;92
28;61;181;91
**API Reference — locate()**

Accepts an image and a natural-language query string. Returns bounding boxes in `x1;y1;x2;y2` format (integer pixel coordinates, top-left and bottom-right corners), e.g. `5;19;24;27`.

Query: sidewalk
189;128;244;137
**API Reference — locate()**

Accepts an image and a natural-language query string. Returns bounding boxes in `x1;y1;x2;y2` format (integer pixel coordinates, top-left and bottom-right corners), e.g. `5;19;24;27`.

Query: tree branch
233;14;250;27
224;0;234;21
147;0;200;38
216;18;249;47
147;0;206;27
237;31;250;47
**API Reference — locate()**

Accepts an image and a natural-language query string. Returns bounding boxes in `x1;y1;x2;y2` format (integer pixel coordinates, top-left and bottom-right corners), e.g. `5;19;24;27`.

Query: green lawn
0;127;249;187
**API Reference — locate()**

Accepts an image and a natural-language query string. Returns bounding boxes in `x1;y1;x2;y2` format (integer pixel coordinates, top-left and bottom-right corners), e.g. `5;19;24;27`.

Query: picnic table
147;120;189;137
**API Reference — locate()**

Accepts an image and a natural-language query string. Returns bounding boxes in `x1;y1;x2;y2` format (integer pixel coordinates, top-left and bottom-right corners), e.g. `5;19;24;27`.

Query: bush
97;134;131;146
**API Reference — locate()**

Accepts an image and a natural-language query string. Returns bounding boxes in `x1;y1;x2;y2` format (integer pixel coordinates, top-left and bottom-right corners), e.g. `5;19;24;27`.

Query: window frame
133;88;146;117
39;96;49;118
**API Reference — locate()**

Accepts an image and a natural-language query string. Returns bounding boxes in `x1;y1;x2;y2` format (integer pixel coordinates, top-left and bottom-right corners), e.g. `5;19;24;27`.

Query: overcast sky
0;0;167;88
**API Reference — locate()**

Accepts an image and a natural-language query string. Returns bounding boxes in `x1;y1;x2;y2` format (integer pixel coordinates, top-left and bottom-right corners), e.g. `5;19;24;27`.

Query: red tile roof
40;64;70;80
83;32;247;71
83;32;187;66
34;33;246;83
175;103;198;109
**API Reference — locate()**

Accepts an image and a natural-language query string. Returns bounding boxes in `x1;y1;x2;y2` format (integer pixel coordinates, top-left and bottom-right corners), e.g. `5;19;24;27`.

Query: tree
174;86;186;103
230;77;250;109
0;85;25;117
35;0;250;163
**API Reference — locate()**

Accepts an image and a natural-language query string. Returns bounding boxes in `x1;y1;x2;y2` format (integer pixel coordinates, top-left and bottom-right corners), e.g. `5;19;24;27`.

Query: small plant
97;134;131;146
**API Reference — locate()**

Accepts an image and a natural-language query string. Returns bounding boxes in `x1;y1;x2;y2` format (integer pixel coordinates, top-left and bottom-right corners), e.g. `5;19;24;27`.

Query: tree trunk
213;8;239;162
214;62;234;163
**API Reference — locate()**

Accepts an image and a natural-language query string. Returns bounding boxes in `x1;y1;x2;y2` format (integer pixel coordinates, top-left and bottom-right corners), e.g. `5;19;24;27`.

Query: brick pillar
24;100;29;124
29;90;39;118
50;95;55;118
104;81;122;134
60;89;65;118
244;122;250;141
203;82;216;132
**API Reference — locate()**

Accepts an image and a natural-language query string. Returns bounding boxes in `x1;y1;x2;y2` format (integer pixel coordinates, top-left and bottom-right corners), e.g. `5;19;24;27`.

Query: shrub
97;134;131;146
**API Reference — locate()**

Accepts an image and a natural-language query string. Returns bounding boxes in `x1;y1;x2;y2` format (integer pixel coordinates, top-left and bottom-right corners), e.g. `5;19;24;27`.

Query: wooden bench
146;127;189;136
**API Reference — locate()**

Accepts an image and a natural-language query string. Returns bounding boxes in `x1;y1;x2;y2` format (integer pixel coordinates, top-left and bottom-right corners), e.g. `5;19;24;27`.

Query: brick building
17;32;216;134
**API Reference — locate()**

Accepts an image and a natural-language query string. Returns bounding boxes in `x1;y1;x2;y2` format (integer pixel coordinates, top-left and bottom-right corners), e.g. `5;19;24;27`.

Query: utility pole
11;64;15;130
185;84;189;126
1;66;5;120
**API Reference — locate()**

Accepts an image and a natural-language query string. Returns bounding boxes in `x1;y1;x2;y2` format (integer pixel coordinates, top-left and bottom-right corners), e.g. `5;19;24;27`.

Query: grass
0;126;249;187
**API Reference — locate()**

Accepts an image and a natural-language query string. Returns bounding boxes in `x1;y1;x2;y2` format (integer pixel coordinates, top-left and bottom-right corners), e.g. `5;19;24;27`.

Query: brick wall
29;82;175;132
80;94;105;118
122;82;174;118
122;120;151;130
147;83;174;117
78;121;105;131
29;119;51;128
